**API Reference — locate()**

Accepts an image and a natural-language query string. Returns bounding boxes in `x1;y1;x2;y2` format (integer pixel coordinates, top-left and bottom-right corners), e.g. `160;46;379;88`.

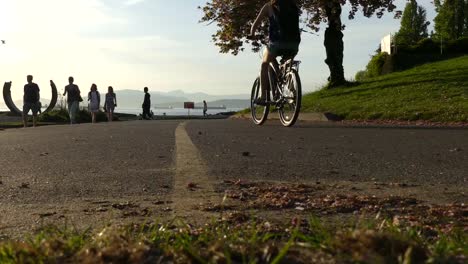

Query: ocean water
117;108;244;116
0;107;245;116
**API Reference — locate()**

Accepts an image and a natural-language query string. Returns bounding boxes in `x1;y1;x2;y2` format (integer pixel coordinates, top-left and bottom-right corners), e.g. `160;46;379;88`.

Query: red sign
184;102;195;109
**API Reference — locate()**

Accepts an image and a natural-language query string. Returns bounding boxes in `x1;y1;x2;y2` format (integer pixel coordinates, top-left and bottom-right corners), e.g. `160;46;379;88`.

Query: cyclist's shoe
253;97;268;106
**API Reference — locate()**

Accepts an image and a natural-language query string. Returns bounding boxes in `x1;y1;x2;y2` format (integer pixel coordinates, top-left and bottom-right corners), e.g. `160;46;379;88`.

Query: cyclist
249;0;301;105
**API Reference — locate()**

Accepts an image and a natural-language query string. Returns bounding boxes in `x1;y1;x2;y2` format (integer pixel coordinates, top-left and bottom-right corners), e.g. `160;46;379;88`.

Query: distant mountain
113;89;249;109
197;99;249;109
0;91;250;111
114;90;188;108
164;90;248;103
156;99;250;109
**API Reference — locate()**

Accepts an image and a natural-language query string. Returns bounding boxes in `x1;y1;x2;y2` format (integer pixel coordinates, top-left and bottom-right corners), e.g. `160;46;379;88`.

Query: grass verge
0;217;466;263
302;56;468;122
0;181;466;263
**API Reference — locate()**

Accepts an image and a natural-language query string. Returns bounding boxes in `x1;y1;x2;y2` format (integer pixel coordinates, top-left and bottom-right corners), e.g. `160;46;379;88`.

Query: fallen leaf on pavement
221;211;249;223
112;202;137;210
96;207;108;212
449;148;462;152
37;212;57;218
220;181;467;232
188;182;198;189
200;203;235;212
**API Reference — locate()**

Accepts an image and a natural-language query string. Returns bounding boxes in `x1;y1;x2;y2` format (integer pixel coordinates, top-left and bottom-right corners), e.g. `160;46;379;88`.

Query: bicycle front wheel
250;77;269;125
279;70;301;127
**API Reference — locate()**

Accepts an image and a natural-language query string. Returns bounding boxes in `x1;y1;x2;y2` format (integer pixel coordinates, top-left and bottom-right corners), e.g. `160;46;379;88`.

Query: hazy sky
0;0;436;101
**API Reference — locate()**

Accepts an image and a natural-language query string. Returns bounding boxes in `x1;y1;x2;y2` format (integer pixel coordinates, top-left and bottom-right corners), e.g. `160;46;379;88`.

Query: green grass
302;56;468;122
0;218;466;263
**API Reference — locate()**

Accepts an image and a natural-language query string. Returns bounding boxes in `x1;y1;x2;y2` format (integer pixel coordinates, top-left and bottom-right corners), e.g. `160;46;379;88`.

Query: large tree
394;0;430;46
434;0;466;40
200;0;401;88
464;0;468;35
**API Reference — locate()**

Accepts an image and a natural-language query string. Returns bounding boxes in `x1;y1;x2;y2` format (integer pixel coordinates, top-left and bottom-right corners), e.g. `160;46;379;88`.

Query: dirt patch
211;180;467;233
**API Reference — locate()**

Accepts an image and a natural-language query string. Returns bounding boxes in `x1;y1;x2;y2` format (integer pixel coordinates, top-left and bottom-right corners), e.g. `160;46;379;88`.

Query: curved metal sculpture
3;82;21;116
3;80;58;116
45;80;58;113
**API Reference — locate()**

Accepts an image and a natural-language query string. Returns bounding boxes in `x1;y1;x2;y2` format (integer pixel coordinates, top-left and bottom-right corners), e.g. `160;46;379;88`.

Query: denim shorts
268;42;299;58
23;102;41;115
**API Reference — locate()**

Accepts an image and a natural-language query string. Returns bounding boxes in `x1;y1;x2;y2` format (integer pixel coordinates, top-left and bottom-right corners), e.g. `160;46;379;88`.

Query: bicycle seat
280;56;295;65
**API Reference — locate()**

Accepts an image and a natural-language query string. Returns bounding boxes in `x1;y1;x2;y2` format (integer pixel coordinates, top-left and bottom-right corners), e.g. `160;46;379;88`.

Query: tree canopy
200;0;401;87
394;0;430;46
434;0;467;40
200;0;401;55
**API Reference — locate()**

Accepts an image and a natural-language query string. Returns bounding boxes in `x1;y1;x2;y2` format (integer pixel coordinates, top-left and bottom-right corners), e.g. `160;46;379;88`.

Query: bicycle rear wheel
250;77;269;125
279;70;301;127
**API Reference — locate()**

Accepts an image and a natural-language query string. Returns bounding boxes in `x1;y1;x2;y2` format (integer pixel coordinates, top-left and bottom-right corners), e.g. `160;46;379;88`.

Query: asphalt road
0;121;177;203
0;119;466;236
0;121;178;236
187;120;468;185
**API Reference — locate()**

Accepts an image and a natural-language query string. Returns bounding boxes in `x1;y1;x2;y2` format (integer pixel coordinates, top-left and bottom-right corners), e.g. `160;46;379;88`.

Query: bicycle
250;47;302;127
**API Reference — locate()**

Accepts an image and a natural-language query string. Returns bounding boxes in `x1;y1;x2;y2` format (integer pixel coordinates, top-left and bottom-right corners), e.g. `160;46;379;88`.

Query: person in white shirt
88;84;100;123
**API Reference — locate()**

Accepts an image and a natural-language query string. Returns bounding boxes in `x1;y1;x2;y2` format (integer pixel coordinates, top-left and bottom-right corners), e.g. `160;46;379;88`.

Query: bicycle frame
268;57;301;105
250;54;302;127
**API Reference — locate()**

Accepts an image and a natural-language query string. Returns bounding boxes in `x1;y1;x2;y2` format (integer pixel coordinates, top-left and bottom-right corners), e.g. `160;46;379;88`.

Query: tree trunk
324;2;346;88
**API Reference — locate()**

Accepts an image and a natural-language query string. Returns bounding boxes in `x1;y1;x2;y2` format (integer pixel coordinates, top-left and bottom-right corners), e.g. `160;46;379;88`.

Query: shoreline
0;111;236;129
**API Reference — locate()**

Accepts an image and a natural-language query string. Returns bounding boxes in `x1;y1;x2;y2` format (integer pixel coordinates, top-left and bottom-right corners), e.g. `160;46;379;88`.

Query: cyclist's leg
259;47;276;102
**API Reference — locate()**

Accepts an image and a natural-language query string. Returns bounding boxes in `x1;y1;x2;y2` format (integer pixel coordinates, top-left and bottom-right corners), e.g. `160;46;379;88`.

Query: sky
0;0;437;101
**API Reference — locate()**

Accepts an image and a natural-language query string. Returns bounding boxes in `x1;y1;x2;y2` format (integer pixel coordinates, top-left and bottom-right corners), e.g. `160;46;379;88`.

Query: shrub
365;52;390;78
76;109;109;123
446;37;468;53
413;38;439;53
76;109;92;123
38;109;69;123
397;38;437;53
398;37;468;54
39;109;111;123
354;70;368;82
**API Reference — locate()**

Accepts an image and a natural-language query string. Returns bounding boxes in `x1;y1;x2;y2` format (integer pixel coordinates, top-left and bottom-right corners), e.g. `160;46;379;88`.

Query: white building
381;34;393;55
